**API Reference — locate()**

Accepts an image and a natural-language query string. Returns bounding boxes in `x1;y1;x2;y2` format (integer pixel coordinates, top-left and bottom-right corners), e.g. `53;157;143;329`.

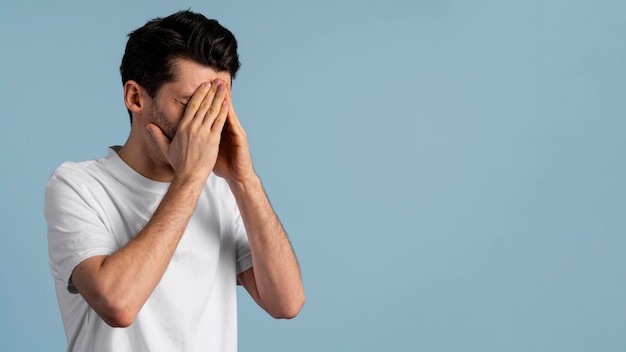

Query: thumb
145;123;170;156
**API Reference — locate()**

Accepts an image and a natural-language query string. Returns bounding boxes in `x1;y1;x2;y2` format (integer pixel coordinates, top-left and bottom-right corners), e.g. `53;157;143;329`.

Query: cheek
151;107;180;141
161;119;178;141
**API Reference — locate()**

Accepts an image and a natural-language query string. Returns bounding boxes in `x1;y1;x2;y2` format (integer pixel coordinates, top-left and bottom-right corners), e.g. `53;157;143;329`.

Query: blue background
1;0;625;351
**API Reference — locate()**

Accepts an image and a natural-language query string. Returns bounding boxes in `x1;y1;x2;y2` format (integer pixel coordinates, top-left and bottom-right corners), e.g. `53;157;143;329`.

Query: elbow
270;294;306;320
103;309;137;328
271;309;299;320
95;297;140;328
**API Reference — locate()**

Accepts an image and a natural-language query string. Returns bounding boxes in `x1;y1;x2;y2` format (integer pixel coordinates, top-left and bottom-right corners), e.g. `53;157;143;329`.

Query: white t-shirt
45;147;252;352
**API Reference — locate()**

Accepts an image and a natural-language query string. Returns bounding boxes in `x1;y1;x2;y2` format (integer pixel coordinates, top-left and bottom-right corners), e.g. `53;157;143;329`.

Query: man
45;10;305;351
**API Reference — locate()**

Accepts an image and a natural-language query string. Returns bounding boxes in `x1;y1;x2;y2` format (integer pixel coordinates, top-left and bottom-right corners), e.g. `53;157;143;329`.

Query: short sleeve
232;202;252;275
44;166;117;294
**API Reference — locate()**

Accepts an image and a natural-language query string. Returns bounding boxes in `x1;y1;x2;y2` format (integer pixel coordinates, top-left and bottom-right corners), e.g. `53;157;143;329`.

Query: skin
70;57;305;327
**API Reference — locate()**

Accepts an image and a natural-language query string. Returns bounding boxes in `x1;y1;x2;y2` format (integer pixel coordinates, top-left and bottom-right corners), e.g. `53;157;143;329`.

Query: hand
213;88;257;184
146;81;229;182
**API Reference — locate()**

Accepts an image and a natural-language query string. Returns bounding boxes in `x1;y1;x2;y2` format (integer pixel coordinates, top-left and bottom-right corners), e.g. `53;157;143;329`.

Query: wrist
226;174;262;195
171;173;208;192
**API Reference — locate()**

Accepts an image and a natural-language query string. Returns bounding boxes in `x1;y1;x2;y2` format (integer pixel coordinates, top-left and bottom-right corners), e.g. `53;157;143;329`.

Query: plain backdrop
1;0;625;351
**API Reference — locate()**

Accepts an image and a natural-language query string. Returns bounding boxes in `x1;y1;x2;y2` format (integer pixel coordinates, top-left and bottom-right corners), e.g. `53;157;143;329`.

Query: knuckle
200;98;212;108
186;101;198;110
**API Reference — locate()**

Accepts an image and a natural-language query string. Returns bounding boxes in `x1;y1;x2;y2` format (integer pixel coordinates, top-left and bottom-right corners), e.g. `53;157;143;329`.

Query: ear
123;80;146;117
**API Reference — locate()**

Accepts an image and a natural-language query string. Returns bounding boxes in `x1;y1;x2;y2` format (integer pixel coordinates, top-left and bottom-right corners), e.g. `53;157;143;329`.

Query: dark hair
120;10;241;122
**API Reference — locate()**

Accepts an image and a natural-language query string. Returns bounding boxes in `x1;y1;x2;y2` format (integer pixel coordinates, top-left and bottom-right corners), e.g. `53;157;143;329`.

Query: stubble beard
147;100;178;172
150;100;176;141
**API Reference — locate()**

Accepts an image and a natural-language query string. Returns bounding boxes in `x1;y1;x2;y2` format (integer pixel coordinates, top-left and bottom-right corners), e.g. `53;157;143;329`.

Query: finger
179;82;212;131
201;82;228;126
185;80;222;134
224;88;244;132
211;100;229;134
145;123;171;156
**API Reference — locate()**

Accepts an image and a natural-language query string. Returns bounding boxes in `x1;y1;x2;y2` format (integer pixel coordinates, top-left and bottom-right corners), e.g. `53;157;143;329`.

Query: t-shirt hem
236;254;253;276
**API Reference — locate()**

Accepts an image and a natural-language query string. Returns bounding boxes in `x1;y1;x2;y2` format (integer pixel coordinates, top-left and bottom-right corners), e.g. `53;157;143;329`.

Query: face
147;57;232;141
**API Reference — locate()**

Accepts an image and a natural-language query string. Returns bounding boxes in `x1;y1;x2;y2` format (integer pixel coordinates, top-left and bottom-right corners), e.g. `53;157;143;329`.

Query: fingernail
218;84;225;91
203;82;211;88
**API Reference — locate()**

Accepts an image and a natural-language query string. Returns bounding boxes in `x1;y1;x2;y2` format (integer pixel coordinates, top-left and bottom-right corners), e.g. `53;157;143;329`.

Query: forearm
228;176;305;317
72;175;205;327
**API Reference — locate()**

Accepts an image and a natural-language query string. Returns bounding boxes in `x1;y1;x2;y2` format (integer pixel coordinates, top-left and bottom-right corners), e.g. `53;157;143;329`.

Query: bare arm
217;91;305;318
233;178;305;319
71;175;206;327
71;81;229;327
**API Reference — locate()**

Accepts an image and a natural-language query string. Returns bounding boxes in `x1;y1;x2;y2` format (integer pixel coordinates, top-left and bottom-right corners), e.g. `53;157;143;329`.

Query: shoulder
46;148;122;187
49;159;100;179
44;153;122;215
46;158;109;193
